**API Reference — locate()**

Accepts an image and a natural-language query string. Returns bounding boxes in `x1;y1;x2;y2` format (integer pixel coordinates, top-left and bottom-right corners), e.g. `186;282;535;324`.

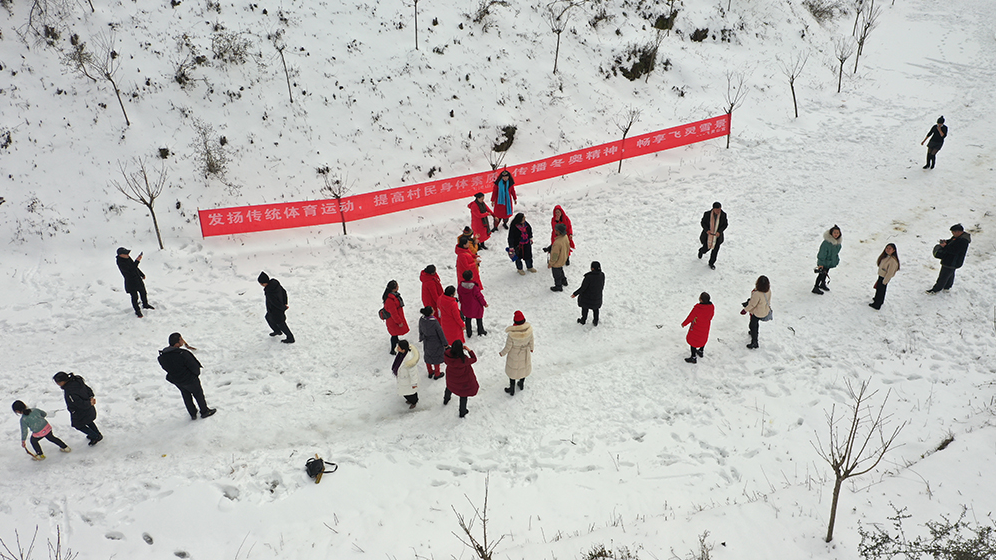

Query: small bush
690;28;708;42
611;42;670;81
469;0;508;25
211;31;253;65
493;125;516;152
653;10;678;31
803;0;845;24
582;544;640;560
859;506;995;560
190;118;228;177
590;8;614;29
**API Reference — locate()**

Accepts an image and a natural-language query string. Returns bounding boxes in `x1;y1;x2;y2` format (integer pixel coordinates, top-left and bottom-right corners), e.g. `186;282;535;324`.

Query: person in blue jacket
813;225;842;295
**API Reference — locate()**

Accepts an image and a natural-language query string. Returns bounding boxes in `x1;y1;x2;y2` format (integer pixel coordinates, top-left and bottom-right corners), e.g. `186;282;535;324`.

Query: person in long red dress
436;286;465;345
681;292;714;364
419;265;443;315
491;169;516;231
455;238;482;288
468;193;493;249
382;280;410;355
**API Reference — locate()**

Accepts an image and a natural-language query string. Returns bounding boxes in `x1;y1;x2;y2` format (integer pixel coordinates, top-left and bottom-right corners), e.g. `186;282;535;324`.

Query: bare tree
110;158;168;250
64;32;130;125
722;70;749;149
813;378;905;543
833;37;855;93
268;28;294;103
779;52;809;118
484;125;516;170
851;0;866;36
614;107;641;173
318;168;351;236
853;1;881;73
546;0;584;74
452;473;504;560
413;0;420;50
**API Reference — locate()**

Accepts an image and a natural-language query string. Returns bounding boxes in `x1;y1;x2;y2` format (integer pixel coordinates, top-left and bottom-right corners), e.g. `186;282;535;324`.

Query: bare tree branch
614;107;641;173
722;69;749;149
110;158;167;249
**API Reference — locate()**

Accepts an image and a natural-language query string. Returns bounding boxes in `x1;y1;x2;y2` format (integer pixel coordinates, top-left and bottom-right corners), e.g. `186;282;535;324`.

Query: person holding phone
116;247;154;317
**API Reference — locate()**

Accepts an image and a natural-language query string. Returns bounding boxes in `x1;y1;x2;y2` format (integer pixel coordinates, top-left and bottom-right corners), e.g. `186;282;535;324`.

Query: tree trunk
553;32;562;74
414;1;419;50
837;61;844;93
278;48;293;104
825;476;844;542
853;46;862;73
147;204;164;250
108;76;130;126
337;202;347;235
617;131;628;173
790;81;798;118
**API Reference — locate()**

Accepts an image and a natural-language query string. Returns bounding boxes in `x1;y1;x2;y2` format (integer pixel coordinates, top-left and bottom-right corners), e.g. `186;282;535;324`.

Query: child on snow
391;340;420;409
12;400;71;460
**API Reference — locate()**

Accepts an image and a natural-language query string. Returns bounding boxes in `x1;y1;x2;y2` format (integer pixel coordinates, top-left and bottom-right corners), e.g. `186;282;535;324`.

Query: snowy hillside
2;0;995;559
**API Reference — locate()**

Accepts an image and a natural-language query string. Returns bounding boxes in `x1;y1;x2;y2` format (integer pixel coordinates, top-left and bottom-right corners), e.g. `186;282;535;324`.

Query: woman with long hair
741;275;771;349
382;280;409;355
443;340;479;418
507;213;536;275
870;244;900;310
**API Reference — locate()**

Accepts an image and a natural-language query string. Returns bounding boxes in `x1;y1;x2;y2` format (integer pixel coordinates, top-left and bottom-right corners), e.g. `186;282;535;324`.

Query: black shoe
923;164;930;169
281;338;295;344
443;396;450;405
478;330;487;336
812;287;824;295
434;373;445;380
390;350;397;355
136;311;143;318
577;318;585;325
88;435;103;446
685;356;697;363
746;343;758;349
517;379;524;390
502;222;508;229
269;331;281;337
563;279;568;286
869;303;881;310
697;348;704;358
478;243;488;250
142;304;155;309
201;408;217;418
504;387;514;395
542;246;551;253
819;284;830;292
459;409;469;418
697;249;705;259
709;264;716;270
190;413;199;420
592;320;598;326
550;286;563;292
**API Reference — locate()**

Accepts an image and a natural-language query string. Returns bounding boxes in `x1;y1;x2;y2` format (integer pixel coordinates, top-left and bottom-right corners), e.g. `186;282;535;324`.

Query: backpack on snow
306;454;338;484
378;307;391;320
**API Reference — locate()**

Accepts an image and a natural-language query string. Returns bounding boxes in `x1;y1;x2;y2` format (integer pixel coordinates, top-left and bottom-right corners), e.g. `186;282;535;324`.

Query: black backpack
305;455;338;483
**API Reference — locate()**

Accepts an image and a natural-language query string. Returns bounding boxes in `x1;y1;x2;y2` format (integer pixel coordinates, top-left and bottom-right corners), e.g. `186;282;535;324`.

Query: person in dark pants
53;372;103;446
812;225;842;295
508;213;536;275
443;340;479;418
13;401;70;460
157;332;216;420
741;276;771;349
258;272;295;343
697;202;728;269
571;261;605;325
116;247;154;317
870;243;900;310
927;223;971;293
548;223;570;291
921;116;948;169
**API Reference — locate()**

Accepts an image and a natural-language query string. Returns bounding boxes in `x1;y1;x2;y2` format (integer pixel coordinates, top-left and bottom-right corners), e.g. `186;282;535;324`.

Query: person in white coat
498;310;534;396
391;340;420;409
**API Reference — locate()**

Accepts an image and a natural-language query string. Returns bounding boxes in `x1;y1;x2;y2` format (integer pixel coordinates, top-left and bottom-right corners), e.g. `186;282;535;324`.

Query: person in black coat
507;213;536;274
927;223;971;293
53;371;103;446
571;261;605;326
258;271;295;343
921;116;948;169
116;247;154;317
697;202;728;269
157;332;216;420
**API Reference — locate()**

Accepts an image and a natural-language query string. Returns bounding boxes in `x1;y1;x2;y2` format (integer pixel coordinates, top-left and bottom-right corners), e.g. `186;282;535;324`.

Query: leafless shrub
778;51;809;118
211;31;253;65
546;0;585;73
469;0;509;25
833;37;855;92
110;158;168;249
63;32;130;125
803;0;845;24
267;28;295;103
318;167;352;235
452;473;505;560
722;69;749;149
614;107;641;173
190;118;228;177
853;0;881;73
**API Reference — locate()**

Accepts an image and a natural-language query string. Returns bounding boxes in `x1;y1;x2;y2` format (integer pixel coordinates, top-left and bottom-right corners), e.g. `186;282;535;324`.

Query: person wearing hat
571;261;605;326
418;306;447;379
812;225;842;295
921;116;948;169
498;311;533;396
53;372;103;446
157;332;216;420
116;247;154;317
468;193;493;249
927;224;971;293
491;169;517;231
548;223;571;291
697;202;728;270
258;272;295;343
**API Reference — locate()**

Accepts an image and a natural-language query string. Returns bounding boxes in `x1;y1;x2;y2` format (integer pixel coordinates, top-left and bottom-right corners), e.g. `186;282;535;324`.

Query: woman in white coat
391;340;421;409
498;311;534;396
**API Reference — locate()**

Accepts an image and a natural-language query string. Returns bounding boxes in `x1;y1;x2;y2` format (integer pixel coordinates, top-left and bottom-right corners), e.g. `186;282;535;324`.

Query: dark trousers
749;314;760;346
464;317;485;337
814;268;830;289
872;277;888;307
698;233;723;266
266;312;294;340
173;378;210;418
30;432;68;455
552;267;566;288
580;307;600;325
443;388;469;416
929;266;956;292
404;393;419;405
129;288;149;313
390;335;400;353
689;345;704;358
71;413;102;441
507;378;524;390
515;244;534;270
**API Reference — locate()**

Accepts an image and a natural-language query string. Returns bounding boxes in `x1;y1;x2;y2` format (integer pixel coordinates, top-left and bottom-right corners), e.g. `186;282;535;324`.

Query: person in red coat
681;292;714;364
382;280;409;355
455;238;483;288
443;340;479;418
491;169;516;231
468;192;493;248
436;286;465;345
420;265;443;315
550;205;575;250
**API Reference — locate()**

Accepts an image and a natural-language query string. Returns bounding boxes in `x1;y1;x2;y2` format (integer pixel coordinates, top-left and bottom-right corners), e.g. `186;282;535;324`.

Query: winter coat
457;281;487;320
18;408;52;441
499;323;534;379
158;346;202;385
468;200;493;243
877;255;899;285
444;349;479;397
418;315;447;365
491;174;516;219
699;210;728;243
549;233;571;268
60;375;97;425
935;233;971;269
925;124;948;149
682;303;715;348
392;347;421;397
264;278;289;317
507;221;533;262
550;205;576;248
455;245;482;288
383;292;410;336
572;270;605;309
116;256;146;293
744;289;772;319
436;294;465;344
816;230;843;269
420;270;444;311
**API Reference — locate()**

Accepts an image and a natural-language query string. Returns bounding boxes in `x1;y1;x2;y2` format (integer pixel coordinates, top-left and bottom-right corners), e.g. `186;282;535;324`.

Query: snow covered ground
1;0;994;558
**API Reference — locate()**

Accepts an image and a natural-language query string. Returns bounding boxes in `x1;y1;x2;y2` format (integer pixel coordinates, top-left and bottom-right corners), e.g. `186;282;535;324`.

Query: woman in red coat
382;280;410;355
436;286;465;345
455;238;483;288
443;340;479;418
468;192;493;247
681;292;714;364
419;265;443;315
491;169;516;231
550;205;575;249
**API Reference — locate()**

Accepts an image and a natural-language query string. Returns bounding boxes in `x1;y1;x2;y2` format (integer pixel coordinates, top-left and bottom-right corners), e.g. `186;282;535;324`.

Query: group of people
12;372;101;460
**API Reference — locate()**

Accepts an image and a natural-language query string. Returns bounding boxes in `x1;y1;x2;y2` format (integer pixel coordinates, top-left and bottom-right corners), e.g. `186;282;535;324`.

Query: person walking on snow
548;223;571;291
468;193;494;249
391;340;420;409
697;202;728;270
458;270;488;338
812;225;842;295
741;276;771;349
157;332;216;420
116;247;154;317
53;372;102;446
870;244;900;310
258;272;295;343
498;311;533;396
491;169;516;231
508;213;537;275
921;116;948;169
418;306;447;379
571;261;604;326
381;280;409;354
681;292;715;363
455;237;483;288
443;340;479;418
420;265;444;316
13;400;70;460
927;223;971;293
436;286;466;345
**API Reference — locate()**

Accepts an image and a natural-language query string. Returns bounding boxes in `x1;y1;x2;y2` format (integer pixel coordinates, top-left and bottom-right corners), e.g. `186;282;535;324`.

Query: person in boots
468;193;493;249
391;340;420;409
813;226;842;295
927;223;971;293
681;292;715;363
458;270;488;338
870;244;900;310
443;340;479;418
508;213;537;275
258;272;295;343
13;400;70;460
420;265;444;316
571;261;604;325
381;279;409;354
491;169;516;231
157;332;216;420
498;311;533;396
921;116;947;169
697;202;728;270
741;276;771;349
53;372;103;446
116;247;154;317
548;223;571;292
418;306;446;379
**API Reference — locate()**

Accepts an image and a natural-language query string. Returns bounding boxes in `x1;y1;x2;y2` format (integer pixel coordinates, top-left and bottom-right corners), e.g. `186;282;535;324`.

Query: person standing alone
927;223;971;293
571;261;604;325
697;203;728;270
812;225;842;295
157;332;216;420
258;272;295;344
921;116;948;169
870;244;900;310
116;247;154;317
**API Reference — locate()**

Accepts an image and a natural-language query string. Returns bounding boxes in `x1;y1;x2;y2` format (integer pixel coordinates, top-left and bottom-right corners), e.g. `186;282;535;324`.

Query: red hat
513;310;525;324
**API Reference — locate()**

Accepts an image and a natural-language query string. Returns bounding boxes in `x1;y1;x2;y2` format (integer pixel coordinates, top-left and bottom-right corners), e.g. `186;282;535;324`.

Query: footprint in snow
143;533;154;544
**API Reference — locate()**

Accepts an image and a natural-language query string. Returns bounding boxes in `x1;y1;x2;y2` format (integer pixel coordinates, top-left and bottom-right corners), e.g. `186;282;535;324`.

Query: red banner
198;114;730;237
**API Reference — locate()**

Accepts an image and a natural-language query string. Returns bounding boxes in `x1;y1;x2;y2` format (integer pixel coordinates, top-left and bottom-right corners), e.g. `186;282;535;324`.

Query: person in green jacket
813;225;842;295
12;400;70;460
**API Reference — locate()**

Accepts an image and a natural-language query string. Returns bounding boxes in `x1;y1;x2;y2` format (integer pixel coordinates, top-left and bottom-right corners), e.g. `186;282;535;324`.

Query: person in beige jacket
740;275;771;349
548;223;571;292
498;311;534;396
870;243;900;310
